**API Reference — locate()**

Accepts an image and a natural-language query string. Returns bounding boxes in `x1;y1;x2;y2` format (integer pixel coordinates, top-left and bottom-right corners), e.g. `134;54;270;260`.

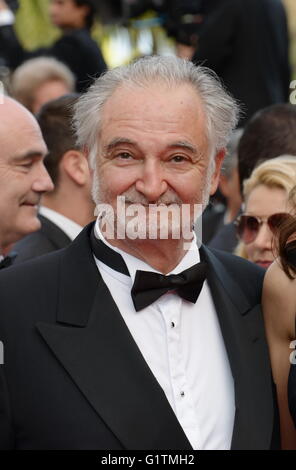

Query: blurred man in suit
14;94;94;263
0;0;107;92
0;96;53;267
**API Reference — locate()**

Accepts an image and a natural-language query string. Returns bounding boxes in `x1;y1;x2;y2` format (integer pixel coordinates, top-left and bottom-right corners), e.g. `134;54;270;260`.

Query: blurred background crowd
1;0;296;273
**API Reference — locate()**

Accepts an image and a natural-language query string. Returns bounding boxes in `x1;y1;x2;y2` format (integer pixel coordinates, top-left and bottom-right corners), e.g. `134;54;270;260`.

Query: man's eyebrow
12;150;48;161
103;138;137;153
167;141;200;156
103;138;201;155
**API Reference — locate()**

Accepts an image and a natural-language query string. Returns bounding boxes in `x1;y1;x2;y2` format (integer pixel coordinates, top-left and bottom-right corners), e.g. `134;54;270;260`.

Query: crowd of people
0;0;295;451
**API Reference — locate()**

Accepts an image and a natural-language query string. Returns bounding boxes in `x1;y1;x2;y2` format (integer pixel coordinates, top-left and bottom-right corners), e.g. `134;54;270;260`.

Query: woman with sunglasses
235;155;296;269
262;186;296;449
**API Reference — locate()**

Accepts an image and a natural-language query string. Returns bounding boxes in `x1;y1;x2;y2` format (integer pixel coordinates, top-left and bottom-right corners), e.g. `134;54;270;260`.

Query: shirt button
180;391;185;397
171;322;175;328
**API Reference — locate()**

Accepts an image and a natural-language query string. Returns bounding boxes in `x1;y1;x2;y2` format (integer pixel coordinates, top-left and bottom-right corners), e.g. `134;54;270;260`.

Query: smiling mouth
21;202;39;208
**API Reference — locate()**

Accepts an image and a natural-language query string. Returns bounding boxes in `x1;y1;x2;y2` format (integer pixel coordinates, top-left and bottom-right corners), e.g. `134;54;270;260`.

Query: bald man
0;97;53;261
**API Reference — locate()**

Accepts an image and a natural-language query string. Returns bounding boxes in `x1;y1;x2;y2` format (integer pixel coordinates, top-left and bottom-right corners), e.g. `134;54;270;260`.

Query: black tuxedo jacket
0;223;279;449
192;0;290;125
13;215;71;264
0;27;107;92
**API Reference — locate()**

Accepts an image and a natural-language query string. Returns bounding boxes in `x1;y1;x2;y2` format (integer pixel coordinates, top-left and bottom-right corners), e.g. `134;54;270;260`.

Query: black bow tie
90;228;207;311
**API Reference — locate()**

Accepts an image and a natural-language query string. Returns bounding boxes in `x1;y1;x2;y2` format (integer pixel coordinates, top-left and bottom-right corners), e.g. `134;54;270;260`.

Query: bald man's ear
61;150;90;186
209;149;225;196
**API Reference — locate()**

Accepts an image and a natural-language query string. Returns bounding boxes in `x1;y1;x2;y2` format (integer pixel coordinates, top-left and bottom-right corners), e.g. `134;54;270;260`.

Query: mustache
121;187;183;206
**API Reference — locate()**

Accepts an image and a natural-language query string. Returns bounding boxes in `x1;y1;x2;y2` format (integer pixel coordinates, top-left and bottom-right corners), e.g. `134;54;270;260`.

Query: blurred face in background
242;184;291;269
32;79;73;115
0;99;54;250
49;0;90;30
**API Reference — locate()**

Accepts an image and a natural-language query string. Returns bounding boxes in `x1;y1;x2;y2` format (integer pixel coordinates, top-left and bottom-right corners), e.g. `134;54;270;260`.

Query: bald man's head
0;97;53;252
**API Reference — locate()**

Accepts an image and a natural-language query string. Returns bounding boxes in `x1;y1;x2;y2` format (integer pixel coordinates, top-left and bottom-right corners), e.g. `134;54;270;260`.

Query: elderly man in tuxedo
0;96;53;267
0;56;279;450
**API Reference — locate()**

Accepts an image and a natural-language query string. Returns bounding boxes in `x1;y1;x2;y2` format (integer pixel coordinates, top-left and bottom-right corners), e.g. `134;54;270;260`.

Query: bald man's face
0;100;54;249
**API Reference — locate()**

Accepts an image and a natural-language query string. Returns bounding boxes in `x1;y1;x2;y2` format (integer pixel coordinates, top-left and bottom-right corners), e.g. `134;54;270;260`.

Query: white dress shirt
0;9;14;26
39;206;82;241
93;218;235;450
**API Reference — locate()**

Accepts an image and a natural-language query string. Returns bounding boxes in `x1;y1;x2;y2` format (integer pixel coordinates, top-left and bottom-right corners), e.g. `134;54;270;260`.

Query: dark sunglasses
235;213;291;244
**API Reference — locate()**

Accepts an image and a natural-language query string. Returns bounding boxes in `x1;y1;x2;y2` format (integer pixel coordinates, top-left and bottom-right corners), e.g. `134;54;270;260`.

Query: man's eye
117;153;132;160
171;155;186;163
20;162;33;169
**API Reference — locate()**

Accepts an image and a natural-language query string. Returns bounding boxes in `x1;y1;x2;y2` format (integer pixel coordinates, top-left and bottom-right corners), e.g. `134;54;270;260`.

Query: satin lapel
200;246;275;450
36;224;192;450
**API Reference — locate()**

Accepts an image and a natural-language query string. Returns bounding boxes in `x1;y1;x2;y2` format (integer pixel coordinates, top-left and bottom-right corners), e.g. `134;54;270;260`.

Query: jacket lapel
36;223;192;450
39;215;72;250
200;246;275;450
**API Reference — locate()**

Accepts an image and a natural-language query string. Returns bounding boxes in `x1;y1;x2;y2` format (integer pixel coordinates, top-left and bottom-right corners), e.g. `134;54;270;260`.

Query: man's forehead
98;83;208;153
102;82;203;115
0;110;46;158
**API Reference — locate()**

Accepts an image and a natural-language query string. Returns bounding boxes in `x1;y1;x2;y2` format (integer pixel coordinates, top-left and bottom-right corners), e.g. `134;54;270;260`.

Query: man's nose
135;160;168;202
253;223;273;250
32;162;54;193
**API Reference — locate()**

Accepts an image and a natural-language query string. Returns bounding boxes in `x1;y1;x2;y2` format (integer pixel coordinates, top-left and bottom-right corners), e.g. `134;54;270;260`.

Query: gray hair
222;128;243;179
73;55;240;169
11;57;75;112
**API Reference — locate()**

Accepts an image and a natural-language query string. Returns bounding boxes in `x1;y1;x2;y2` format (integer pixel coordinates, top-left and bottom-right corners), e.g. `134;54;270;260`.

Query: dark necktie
90;228;207;311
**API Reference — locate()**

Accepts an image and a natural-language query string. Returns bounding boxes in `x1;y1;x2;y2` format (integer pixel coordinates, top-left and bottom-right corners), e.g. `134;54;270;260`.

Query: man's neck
42;193;94;228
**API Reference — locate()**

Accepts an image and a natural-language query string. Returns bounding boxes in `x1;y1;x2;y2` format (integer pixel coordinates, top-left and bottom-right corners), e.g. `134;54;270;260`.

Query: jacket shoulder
206;247;265;301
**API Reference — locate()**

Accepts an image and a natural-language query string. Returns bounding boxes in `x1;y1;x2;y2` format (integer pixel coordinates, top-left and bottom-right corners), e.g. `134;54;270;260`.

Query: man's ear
209;149;226;196
61;149;90;186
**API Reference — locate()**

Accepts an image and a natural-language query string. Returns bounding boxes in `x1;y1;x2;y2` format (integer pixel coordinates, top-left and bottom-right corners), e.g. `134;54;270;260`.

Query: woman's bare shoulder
263;259;296;339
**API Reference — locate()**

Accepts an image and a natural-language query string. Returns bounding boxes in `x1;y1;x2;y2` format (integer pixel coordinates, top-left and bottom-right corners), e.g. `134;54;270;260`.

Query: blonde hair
11;57;75;112
235;155;296;258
